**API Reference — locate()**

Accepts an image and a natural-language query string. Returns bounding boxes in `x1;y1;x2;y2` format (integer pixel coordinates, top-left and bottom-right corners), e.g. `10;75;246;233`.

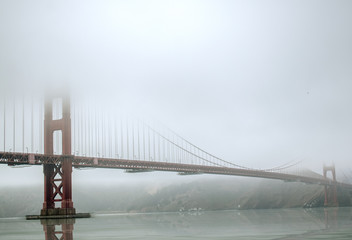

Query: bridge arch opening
53;130;62;155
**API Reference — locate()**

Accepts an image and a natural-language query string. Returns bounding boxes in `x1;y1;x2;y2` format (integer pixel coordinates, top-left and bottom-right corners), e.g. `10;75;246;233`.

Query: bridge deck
1;151;351;189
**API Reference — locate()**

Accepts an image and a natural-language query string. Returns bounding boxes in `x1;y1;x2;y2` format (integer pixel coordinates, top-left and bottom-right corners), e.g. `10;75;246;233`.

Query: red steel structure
323;165;338;207
0;95;351;218
41;95;75;216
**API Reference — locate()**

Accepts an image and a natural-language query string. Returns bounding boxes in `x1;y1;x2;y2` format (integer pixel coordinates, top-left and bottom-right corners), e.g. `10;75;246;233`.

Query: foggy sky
1;0;352;185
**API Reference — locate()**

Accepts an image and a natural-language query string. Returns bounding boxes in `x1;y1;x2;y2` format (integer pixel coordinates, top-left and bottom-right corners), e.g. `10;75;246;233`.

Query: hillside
1;177;351;218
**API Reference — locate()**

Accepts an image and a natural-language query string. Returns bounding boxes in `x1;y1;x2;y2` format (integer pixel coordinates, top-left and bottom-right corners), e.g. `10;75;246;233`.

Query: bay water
1;207;351;239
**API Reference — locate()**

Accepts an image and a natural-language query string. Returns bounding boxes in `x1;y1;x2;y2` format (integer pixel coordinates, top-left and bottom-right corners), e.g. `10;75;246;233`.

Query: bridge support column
323;165;338;207
41;95;75;216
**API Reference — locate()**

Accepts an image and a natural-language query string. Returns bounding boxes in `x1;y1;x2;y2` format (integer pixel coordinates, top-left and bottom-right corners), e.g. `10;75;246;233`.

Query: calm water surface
1;207;352;240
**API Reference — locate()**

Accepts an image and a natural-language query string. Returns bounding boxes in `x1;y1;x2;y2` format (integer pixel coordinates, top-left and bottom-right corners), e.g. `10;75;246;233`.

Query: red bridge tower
40;95;75;216
323;165;338;207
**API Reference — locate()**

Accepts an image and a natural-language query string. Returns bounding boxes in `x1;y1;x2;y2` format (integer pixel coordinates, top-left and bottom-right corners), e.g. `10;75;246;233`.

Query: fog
1;0;352;186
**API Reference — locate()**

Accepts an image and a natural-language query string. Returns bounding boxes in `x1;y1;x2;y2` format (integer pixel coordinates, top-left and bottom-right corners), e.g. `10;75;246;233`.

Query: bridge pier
323;165;338;207
40;95;75;217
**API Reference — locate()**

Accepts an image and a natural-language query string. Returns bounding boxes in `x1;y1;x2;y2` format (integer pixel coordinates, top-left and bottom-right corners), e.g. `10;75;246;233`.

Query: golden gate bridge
0;93;351;223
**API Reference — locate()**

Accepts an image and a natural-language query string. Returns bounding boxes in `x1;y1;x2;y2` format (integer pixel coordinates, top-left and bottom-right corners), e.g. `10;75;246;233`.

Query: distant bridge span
0;93;351;222
1;152;351;189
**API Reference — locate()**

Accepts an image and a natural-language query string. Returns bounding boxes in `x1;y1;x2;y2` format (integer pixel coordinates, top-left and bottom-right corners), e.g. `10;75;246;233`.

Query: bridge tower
40;95;75;216
323;165;338;207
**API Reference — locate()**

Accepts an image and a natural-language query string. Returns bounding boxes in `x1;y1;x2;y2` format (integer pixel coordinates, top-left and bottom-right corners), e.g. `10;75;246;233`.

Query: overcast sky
1;0;352;186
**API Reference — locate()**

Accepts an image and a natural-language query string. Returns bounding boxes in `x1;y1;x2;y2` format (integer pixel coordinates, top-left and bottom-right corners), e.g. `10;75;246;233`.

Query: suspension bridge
0;94;351;220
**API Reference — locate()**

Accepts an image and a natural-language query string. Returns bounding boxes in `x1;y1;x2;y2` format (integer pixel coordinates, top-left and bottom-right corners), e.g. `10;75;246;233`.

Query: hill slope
1;177;351;218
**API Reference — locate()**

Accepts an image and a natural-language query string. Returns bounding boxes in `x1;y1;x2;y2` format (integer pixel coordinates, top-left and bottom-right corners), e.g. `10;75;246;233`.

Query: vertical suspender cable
109;114;111;158
104;112;107;157
105;113;108;157
97;107;100;157
132;119;135;159
76;103;78;154
166;128;169;162
102;111;104;157
82;104;84;156
3;98;5;151
81;105;84;155
103;111;105;157
84;105;87;156
85;106;88;156
55;102;60;154
177;137;179;163
153;125;155;161
95;106;98;157
163;129;165;162
137;120;140;159
39;98;42;153
31;97;33;153
13;99;15;152
188;144;191;164
198;149;201;165
126;118;129;159
79;106;84;156
182;140;185;164
71;100;74;154
173;135;176;163
120;119;124;158
58;101;60;153
158;129;160;162
93;106;96;157
167;137;170;163
77;103;80;155
172;135;175;163
102;112;104;157
91;106;94;157
94;106;97;157
115;118;118;158
176;137;178;163
82;105;84;155
148;124;150;160
109;114;112;158
177;139;179;163
106;112;109;157
105;112;107;157
143;122;145;160
22;96;24;153
75;101;77;155
182;139;185;164
89;105;92;156
87;105;90;157
76;101;78;155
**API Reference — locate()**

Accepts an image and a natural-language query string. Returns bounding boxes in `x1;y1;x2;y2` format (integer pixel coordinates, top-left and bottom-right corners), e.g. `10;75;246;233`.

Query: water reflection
41;219;74;240
34;208;352;240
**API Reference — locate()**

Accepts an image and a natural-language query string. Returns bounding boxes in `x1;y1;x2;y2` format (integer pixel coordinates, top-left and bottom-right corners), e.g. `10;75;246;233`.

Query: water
0;208;352;240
